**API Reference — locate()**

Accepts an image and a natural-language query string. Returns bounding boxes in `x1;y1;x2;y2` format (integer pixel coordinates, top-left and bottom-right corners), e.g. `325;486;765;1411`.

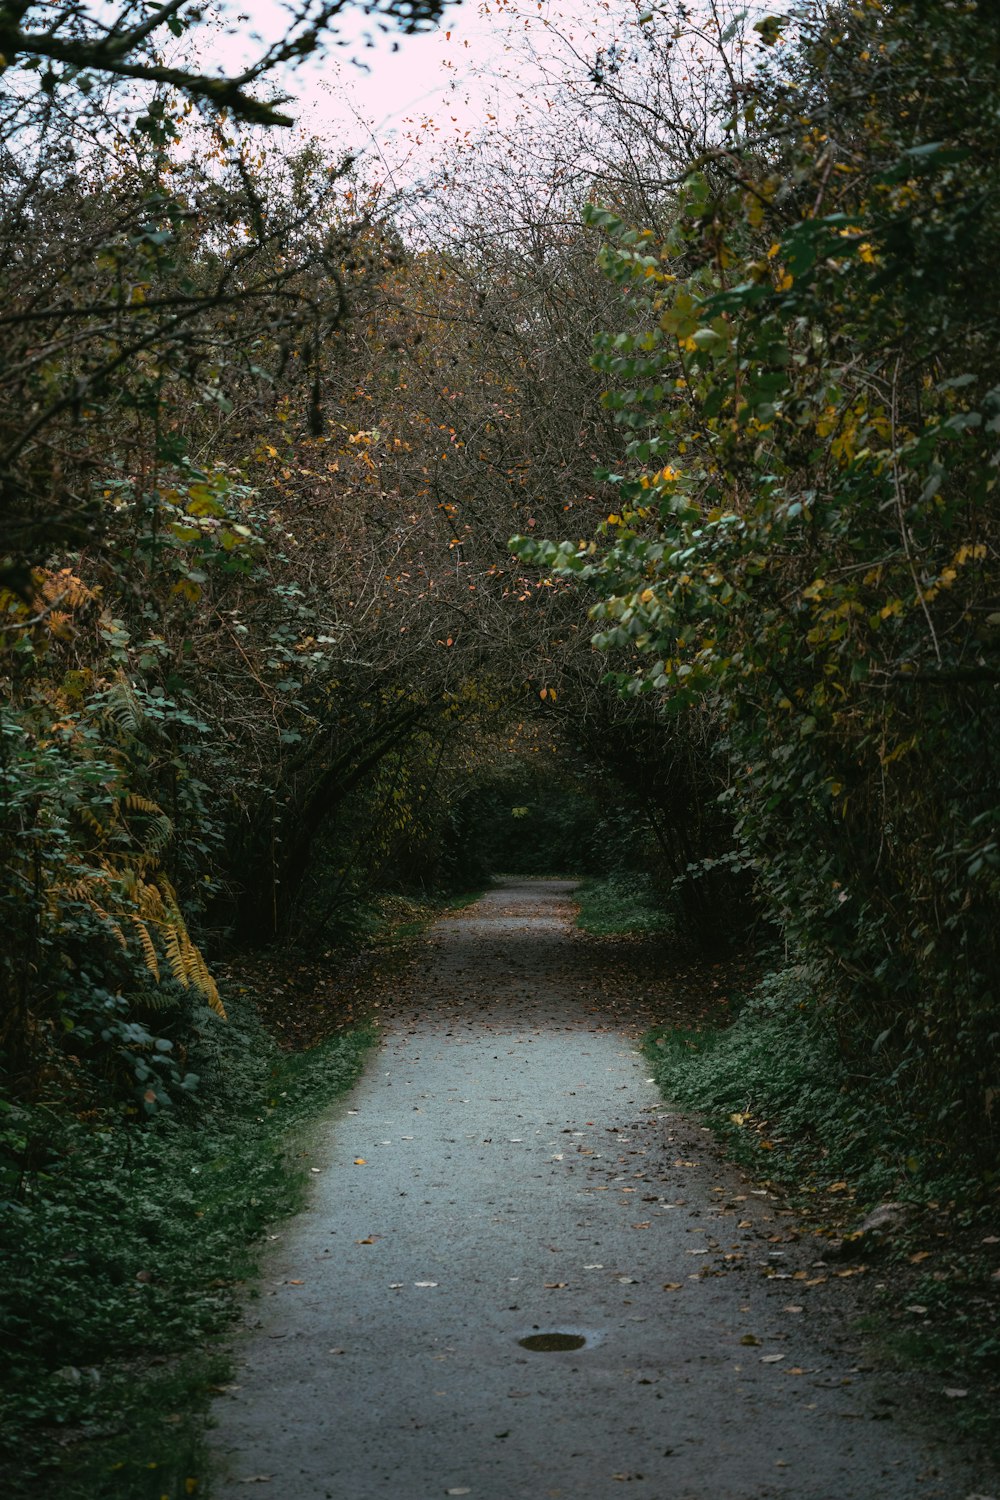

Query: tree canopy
1;0;996;1179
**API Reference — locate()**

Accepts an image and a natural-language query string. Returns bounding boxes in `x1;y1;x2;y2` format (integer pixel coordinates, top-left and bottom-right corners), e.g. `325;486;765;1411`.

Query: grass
1;996;377;1499
573;871;676;937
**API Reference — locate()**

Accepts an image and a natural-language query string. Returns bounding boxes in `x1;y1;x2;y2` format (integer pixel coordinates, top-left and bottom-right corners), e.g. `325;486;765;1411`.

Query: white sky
217;0;669;181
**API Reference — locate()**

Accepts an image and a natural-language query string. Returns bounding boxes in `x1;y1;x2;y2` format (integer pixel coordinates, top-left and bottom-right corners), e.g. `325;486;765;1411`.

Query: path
210;881;984;1499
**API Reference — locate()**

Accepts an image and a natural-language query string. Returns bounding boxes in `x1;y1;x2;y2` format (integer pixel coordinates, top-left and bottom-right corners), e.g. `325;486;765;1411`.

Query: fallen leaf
287;1280;304;1286
761;1353;785;1363
662;1282;683;1291
353;1158;367;1166
414;1281;438;1288
909;1250;932;1264
544;1281;568;1289
356;1237;379;1245
943;1387;968;1399
740;1334;761;1346
445;1489;472;1496
631;1222;651;1229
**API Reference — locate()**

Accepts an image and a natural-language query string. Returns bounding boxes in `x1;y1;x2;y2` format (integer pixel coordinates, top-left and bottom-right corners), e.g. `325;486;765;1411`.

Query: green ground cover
574;872;676;938
645;964;1000;1436
1;998;376;1499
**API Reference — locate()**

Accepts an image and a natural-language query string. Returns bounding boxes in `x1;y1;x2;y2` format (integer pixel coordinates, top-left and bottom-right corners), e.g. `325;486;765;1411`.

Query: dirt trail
209;881;986;1500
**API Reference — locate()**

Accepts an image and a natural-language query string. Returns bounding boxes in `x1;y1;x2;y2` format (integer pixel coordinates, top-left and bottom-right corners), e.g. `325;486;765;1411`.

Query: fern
162;923;188;988
137;881;166;923
92;903;127;951
42;729;227;1020
124;793;161;815
156;877;225;1017
75;806;107;839
130;917;160;981
122;794;173;856
102;677;144;738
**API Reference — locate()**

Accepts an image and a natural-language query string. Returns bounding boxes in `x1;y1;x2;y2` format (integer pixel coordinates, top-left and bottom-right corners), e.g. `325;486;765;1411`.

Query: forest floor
205;880;997;1500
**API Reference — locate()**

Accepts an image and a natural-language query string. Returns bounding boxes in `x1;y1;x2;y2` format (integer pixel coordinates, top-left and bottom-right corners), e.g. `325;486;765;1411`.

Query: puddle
518;1332;587;1352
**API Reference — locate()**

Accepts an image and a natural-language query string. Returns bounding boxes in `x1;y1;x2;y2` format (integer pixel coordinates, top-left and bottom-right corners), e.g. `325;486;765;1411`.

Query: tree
0;0;450;129
516;0;1000;1152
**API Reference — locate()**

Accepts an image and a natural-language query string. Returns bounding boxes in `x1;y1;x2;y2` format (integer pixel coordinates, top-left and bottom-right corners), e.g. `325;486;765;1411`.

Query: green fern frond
103;678;144;737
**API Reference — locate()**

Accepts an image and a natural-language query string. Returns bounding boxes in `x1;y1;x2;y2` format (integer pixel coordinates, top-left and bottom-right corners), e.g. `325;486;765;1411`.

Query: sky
212;0;673;182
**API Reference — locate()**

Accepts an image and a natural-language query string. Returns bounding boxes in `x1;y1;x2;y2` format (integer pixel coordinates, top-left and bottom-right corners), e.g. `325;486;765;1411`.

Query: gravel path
209;880;985;1500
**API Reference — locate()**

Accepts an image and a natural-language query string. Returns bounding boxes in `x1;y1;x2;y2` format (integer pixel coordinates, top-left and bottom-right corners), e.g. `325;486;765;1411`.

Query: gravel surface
209;880;989;1500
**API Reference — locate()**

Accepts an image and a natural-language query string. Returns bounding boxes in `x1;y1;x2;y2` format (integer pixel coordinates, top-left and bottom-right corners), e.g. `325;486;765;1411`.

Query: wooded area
1;0;998;1490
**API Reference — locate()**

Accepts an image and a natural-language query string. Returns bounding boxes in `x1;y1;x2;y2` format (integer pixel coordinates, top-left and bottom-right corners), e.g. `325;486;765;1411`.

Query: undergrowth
574;871;676;938
645;963;1000;1431
645;965;909;1201
0;994;376;1499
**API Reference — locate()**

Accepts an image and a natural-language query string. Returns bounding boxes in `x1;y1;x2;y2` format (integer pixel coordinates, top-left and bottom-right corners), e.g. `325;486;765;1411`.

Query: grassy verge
308;885;491;952
644;962;1000;1440
1;995;376;1499
377;886;490;943
574;872;675;937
